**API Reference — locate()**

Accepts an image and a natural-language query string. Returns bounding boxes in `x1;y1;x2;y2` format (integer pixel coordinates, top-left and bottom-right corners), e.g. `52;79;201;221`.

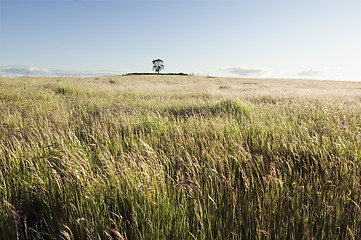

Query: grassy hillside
1;75;360;239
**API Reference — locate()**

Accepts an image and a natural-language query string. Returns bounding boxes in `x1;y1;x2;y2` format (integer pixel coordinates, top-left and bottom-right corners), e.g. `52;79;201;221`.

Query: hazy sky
1;0;360;81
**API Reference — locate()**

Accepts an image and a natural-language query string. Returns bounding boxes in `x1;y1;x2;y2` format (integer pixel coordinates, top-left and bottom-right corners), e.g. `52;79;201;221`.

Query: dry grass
1;75;360;239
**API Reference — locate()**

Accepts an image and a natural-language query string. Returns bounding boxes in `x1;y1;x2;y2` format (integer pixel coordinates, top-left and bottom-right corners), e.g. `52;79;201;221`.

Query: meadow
0;75;360;239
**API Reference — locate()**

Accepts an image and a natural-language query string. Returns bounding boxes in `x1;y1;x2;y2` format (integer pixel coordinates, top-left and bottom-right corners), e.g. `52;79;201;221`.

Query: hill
124;72;189;76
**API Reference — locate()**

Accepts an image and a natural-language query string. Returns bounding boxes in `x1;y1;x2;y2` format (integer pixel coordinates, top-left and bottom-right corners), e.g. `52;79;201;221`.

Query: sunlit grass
1;75;360;239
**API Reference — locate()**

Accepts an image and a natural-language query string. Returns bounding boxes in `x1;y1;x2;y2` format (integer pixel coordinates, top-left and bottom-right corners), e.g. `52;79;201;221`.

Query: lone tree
152;59;164;74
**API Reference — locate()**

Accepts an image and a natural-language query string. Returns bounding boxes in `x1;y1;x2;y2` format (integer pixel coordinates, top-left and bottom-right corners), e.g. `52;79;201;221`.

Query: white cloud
224;66;269;77
191;69;220;77
0;66;123;77
0;66;51;76
192;66;280;78
193;66;356;81
297;69;325;77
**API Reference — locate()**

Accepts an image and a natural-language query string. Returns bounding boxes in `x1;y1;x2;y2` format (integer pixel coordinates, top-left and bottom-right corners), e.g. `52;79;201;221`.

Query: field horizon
1;75;360;239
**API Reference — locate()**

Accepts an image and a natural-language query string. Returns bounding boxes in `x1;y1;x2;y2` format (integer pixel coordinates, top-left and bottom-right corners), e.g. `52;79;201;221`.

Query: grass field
1;75;360;239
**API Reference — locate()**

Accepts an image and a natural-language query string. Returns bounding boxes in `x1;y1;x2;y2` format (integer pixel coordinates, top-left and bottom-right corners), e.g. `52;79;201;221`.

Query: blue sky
1;0;360;81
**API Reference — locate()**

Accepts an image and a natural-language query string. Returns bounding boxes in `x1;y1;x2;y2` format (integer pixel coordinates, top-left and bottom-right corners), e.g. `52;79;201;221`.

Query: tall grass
1;76;360;239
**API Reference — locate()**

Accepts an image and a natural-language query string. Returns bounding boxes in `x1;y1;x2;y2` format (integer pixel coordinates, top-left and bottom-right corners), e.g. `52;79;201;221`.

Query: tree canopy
152;59;164;74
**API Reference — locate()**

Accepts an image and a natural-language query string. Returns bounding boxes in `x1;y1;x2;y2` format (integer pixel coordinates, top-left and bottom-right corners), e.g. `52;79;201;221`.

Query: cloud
0;66;122;77
192;66;278;78
0;66;51;76
225;66;268;77
191;69;220;77
297;69;325;77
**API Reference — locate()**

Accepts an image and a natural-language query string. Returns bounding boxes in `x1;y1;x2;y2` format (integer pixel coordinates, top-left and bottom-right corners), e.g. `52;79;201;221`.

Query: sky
0;0;360;81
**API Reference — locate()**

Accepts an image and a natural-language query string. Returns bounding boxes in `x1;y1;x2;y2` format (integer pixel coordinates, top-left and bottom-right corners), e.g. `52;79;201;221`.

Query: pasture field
0;75;360;239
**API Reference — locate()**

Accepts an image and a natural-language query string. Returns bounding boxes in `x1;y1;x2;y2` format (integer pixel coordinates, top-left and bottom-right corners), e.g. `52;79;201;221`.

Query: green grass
1;75;360;239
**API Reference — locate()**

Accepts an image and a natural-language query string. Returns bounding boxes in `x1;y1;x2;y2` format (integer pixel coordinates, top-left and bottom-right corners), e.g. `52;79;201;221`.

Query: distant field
1;75;360;239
